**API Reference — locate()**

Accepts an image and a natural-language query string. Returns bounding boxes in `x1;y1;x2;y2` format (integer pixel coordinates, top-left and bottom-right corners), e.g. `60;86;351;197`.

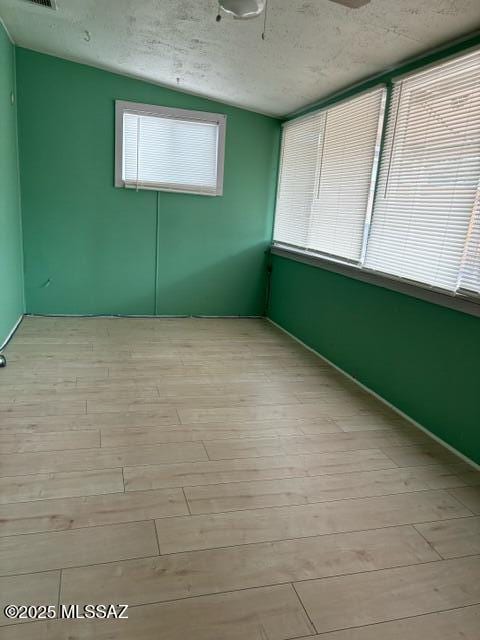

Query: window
272;48;480;302
273;87;386;263
365;50;480;294
115;101;226;196
458;193;480;296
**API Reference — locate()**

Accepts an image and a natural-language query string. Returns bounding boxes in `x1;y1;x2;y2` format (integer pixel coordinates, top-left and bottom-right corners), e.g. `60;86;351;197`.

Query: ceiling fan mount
216;0;370;21
217;0;266;20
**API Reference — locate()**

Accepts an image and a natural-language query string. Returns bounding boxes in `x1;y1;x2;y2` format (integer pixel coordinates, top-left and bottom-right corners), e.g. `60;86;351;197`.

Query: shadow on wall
156;241;271;316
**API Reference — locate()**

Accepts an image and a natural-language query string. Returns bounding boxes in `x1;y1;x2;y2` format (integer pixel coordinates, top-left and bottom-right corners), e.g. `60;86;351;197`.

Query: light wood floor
0;316;479;639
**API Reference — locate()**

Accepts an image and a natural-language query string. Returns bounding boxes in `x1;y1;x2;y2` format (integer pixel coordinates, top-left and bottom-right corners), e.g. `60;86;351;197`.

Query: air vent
28;0;56;9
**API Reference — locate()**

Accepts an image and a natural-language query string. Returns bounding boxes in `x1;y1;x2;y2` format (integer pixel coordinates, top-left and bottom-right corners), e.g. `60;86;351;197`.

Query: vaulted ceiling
1;0;479;116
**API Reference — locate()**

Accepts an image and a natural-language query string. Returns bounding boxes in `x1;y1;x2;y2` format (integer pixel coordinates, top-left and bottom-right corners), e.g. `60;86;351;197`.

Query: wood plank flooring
0;316;479;638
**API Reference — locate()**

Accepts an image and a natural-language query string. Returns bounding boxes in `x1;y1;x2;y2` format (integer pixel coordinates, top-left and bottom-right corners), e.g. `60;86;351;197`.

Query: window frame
115;100;226;196
271;46;480;316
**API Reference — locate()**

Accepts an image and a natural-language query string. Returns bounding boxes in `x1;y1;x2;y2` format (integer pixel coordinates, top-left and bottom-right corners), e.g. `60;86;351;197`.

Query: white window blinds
365;50;480;293
458;188;480;295
116;102;226;196
273;87;386;262
273;112;325;249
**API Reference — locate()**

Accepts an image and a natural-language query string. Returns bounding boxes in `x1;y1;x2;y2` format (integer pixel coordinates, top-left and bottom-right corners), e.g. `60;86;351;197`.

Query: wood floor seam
56;569;62;610
200;440;211;461
411;524;446;560
446;488;478;515
153;517;476;557
0;511;189;538
294;603;480;637
291;583;319;636
2;500;473;540
0;534;460;580
166;486;473;516
0;488;127;507
182;487;192;515
58;558;452;607
153;520;162;556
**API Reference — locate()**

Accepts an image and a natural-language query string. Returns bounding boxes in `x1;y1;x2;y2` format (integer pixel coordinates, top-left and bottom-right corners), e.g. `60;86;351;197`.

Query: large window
115;101;226;196
274;87;386;263
365;51;480;294
273;48;480;300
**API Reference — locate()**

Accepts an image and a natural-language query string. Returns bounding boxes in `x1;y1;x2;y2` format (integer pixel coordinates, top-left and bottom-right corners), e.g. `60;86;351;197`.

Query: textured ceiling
1;0;479;116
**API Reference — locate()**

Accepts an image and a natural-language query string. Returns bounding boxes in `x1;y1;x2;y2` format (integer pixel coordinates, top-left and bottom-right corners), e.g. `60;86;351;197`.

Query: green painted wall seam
13;44;26;313
154;190;160;316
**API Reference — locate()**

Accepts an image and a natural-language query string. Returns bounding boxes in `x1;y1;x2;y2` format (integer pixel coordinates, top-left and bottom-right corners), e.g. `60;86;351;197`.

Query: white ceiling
1;0;479;116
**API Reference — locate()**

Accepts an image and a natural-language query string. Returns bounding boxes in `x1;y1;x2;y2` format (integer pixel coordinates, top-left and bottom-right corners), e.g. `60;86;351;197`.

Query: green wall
267;35;480;465
16;49;280;316
268;255;480;464
0;24;24;347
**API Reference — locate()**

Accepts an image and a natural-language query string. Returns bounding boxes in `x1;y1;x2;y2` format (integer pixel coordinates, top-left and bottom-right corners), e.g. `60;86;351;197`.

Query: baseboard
267;317;480;472
25;313;263;319
0;314;23;351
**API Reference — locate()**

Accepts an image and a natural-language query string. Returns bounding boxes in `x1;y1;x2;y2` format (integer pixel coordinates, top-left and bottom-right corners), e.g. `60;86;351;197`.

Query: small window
115;101;226;196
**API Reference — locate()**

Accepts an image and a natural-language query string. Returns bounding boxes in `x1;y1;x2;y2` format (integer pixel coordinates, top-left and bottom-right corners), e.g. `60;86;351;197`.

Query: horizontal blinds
458;187;480;295
273;111;325;249
308;88;386;262
273;88;386;262
365;50;480;292
123;113;220;194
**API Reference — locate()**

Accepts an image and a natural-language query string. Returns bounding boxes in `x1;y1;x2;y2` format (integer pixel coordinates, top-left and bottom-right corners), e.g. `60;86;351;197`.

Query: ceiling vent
27;0;56;8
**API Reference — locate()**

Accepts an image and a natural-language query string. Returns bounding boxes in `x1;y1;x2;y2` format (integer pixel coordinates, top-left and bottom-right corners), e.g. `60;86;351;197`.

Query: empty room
0;0;479;638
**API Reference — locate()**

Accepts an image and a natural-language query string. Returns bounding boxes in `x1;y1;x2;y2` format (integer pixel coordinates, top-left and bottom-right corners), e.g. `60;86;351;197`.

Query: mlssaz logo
60;604;129;619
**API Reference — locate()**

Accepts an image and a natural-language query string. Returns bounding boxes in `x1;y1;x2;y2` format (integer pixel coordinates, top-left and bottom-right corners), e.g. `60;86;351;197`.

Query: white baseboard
267;317;479;472
0;314;23;351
